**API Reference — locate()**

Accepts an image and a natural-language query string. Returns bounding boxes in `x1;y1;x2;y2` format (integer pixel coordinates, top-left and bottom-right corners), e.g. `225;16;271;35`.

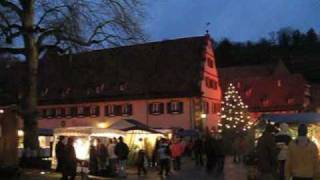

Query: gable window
167;101;183;114
105;105;115;116
205;77;218;90
122;104;133;116
149;103;164;115
90;106;100;117
207;58;214;68
203;101;209;114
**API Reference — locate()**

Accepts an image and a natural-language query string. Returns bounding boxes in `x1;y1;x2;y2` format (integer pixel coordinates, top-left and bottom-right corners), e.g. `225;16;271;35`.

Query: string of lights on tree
218;83;253;135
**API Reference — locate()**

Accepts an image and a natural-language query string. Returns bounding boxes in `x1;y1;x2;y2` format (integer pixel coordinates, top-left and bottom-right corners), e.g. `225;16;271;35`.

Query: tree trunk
22;0;39;156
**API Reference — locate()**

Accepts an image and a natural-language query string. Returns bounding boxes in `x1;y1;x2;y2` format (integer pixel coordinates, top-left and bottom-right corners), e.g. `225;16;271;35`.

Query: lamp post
200;113;207;131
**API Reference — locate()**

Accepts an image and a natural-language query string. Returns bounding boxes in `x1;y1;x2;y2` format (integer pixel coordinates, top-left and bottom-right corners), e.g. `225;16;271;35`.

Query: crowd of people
256;123;319;180
55;136;129;179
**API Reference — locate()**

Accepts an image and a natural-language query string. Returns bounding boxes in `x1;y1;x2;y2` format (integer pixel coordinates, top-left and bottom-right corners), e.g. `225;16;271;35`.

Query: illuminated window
149;103;164;115
167;101;183;114
105;105;115;116
122;104;133;116
277;80;282;87
207;58;214;68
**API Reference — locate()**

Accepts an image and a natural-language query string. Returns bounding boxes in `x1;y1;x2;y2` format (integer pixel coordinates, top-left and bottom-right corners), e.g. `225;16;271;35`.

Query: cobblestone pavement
19;157;247;180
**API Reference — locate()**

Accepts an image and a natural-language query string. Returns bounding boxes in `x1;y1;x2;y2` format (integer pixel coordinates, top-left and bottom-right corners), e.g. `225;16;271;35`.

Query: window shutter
148;104;153;114
61;108;66;117
84;107;90;116
104;106;109;116
178;102;184;113
167;102;172;114
95;106;100;116
71;107;77;117
115;105;121;116
159;103;164;114
128;104;133;115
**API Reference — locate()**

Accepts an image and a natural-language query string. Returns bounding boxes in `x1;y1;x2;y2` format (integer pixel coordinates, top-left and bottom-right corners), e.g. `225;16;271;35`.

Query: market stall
258;113;320;146
107;119;164;163
52;127;125;169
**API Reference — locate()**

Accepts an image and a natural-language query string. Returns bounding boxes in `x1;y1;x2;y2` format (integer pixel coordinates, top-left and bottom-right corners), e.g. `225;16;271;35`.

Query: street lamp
0;109;4;114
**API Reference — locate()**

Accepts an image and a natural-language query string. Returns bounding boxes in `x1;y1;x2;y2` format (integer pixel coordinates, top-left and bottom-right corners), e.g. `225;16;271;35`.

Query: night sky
144;0;320;42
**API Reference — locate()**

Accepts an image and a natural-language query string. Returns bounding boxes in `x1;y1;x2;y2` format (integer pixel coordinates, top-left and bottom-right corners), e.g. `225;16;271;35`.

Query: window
56;108;62;117
245;88;253;97
261;97;270;106
205;77;218;89
70;107;77;117
77;107;85;116
149;103;164;115
105;105;115;116
48;108;56;118
122;104;133;116
84;106;90;116
90;106;100;117
203;102;209;114
277;80;282;87
237;82;241;88
167;101;183;114
212;103;221;114
287;98;295;105
65;107;72;117
207;58;214;68
41;109;47;118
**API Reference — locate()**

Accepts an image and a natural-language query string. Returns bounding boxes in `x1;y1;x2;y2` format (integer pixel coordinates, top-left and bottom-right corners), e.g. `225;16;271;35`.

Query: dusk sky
144;0;320;42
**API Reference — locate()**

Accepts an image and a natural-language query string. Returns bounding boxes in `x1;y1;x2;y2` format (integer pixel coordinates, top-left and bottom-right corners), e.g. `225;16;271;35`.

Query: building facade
218;61;312;120
35;35;222;130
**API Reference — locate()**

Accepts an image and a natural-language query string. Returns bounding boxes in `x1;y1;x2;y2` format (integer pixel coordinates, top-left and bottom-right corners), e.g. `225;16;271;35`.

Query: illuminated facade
219;61;312;120
35;35;222;130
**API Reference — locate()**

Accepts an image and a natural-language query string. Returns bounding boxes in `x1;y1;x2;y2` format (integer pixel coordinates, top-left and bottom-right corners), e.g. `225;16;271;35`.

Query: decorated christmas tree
218;83;253;136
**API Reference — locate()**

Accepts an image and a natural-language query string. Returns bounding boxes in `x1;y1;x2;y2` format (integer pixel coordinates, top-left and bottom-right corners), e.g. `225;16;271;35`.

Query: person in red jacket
170;138;184;171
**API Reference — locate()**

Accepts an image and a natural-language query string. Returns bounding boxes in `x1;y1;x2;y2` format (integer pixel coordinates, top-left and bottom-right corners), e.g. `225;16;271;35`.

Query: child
137;149;148;176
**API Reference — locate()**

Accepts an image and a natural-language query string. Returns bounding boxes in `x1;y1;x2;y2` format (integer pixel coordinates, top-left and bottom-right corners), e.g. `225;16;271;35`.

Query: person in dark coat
55;136;65;173
115;136;129;178
89;144;98;175
63;137;77;180
205;135;216;173
193;137;204;166
215;134;225;176
256;124;278;180
136;149;148;176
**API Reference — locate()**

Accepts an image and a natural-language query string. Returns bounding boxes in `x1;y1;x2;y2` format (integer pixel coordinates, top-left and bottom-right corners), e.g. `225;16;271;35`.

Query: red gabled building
218;61;312;120
29;35;222;130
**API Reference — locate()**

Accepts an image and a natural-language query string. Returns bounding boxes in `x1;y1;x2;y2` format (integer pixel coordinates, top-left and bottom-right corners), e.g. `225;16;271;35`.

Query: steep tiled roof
219;62;308;112
37;36;209;104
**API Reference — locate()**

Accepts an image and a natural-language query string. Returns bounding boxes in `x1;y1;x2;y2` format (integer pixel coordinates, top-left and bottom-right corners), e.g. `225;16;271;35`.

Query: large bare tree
0;0;145;156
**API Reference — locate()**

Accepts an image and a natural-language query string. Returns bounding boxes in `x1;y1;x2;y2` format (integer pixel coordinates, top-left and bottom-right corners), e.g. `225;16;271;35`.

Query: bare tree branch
0;1;23;19
0;47;25;54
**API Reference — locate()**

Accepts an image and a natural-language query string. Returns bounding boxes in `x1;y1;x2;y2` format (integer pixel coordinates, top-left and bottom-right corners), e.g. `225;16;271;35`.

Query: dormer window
237;82;241;88
245;88;253;97
120;83;128;91
261;96;270;106
277;80;282;87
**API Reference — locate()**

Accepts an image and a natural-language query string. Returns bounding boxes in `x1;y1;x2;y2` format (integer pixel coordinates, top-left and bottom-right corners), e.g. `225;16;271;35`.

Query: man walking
55;136;65;173
285;124;319;180
256;124;277;180
115;136;129;178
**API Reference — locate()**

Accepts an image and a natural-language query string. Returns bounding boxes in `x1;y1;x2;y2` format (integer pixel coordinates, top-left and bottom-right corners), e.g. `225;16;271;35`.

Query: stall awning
260;113;320;124
108;119;162;134
54;126;125;137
